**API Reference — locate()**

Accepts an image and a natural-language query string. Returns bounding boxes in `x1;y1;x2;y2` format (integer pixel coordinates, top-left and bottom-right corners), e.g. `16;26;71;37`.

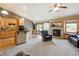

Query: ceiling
0;7;20;19
0;3;79;22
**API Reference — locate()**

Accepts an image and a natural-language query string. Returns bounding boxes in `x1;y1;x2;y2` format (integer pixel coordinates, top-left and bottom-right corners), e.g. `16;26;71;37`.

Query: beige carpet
16;31;26;44
0;32;79;56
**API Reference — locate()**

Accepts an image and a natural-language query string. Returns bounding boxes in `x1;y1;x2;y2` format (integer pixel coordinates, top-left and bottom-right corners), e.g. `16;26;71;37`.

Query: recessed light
33;21;36;23
23;6;27;9
1;10;8;14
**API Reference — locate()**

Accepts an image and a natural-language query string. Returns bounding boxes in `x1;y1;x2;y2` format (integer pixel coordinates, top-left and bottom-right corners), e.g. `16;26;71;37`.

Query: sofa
68;32;79;48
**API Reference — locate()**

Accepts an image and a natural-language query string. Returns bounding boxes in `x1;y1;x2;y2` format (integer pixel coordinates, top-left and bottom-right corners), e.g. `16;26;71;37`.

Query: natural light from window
36;23;49;32
66;22;77;33
43;23;49;30
36;24;43;31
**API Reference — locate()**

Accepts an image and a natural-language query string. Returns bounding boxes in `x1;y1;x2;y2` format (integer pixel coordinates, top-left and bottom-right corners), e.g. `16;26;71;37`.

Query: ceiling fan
49;3;67;12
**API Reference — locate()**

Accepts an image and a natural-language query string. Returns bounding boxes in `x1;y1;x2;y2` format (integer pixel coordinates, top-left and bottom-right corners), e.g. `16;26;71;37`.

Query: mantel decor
51;22;63;27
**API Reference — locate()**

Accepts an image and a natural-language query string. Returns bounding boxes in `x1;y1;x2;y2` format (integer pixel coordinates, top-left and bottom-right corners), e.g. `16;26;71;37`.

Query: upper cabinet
0;17;19;32
0;17;6;27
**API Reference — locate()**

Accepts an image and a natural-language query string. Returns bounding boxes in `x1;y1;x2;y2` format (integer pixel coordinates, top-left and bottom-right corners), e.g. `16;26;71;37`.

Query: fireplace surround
53;29;61;36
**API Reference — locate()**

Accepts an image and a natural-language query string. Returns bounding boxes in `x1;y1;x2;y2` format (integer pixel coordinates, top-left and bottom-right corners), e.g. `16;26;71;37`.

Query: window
36;24;43;31
65;22;77;33
43;23;49;30
36;23;50;32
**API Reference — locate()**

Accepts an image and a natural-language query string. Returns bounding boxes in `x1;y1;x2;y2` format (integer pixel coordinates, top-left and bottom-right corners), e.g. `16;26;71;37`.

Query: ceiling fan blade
49;9;53;12
59;6;67;8
53;3;67;8
49;3;67;13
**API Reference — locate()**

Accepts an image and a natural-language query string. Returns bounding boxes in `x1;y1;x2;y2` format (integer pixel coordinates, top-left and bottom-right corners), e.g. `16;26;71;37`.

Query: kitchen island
0;30;17;49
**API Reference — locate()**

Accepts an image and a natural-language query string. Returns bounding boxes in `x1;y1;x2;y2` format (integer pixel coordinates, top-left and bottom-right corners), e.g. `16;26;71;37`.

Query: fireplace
53;29;61;36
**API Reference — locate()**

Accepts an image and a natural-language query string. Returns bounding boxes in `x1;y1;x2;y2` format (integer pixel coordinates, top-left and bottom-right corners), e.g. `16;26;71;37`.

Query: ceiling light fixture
53;7;59;11
1;10;8;14
57;3;61;7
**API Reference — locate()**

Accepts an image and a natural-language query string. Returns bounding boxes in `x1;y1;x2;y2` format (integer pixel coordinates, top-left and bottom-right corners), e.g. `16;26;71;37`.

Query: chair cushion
41;31;48;37
70;37;78;42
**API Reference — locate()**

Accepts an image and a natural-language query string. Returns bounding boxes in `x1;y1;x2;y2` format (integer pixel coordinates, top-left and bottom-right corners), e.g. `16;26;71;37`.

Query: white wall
24;19;33;31
19;19;25;26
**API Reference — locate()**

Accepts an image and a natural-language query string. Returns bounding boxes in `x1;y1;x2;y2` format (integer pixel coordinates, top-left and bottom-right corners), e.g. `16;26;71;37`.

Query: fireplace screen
53;29;61;36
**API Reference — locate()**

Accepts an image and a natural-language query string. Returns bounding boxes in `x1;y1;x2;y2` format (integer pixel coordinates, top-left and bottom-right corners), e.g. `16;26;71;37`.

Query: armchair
41;30;52;41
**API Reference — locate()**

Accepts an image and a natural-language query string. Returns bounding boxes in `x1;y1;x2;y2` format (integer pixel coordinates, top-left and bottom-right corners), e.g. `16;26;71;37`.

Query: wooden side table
63;34;69;39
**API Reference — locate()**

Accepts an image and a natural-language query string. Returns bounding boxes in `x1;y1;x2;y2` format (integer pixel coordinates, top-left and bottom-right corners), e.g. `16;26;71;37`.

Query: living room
0;3;79;56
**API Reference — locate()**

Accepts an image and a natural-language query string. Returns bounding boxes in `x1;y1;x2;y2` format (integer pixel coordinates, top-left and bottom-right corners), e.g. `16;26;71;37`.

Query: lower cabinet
0;38;16;49
0;31;16;49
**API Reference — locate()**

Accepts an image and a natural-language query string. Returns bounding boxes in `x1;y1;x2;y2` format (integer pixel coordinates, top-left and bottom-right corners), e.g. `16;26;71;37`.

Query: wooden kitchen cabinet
0;17;19;32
